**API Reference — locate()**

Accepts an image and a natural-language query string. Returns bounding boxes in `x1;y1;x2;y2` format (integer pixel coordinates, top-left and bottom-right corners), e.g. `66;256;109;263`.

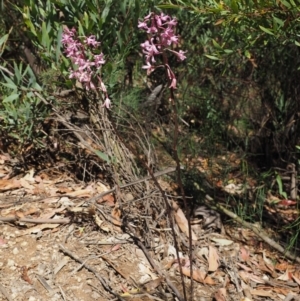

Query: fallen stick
204;194;300;264
125;223;184;301
0;216;70;224
58;244;126;301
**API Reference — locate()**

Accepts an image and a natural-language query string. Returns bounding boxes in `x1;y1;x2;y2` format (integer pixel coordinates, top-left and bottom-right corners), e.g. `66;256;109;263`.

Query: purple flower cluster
61;27;110;108
138;12;186;89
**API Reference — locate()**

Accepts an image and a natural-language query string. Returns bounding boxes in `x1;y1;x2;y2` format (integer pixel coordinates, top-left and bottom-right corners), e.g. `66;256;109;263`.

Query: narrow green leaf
13;62;22;85
276;174;287;199
212;39;222;50
0;33;8;55
280;0;291;8
273;16;284;28
41;21;50;49
1;73;16;89
3;93;20;103
94;150;110;163
259;25;274;36
101;0;112;23
205;54;220;60
56;26;63;63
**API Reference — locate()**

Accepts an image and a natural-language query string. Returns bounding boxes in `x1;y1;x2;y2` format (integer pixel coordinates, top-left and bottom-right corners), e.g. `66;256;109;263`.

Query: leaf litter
0;156;300;301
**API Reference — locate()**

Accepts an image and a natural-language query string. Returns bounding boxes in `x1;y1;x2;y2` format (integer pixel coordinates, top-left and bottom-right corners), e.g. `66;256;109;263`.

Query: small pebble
21;241;28;247
36;244;43;250
12;247;19;255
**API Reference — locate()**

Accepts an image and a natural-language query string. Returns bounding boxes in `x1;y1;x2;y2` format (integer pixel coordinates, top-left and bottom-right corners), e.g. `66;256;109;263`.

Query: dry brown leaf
239;271;265;284
204;275;216;285
257;255;277;277
110;244;121;252
208;245;220;272
20;176;36;191
111;206;122;226
248;273;265;284
214;288;227;301
236;262;252;272
15;207;39;219
180;266;216;284
238;271;251;284
66;188;93;197
20;266;33;285
275;261;289;271
272;287;292;296
23;169;35;182
97;193;115;206
39;207;66;219
250;289;274;297
24;223;60;234
239;246;250;261
291;273;300;285
181;267;205;283
0;154;10;162
277;269;292;281
142;277;163;292
172;201;197;240
56;186;73;194
0;178;21;192
262;251;275;272
94;214;111;232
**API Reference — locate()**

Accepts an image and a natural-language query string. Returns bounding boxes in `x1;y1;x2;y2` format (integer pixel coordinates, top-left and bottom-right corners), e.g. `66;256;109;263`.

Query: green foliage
0;63;47;146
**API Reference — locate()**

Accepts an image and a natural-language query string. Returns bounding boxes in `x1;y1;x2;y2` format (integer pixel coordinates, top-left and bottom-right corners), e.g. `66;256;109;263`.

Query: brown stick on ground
58;244;126;301
125;223;184;301
0;216;70;224
204;194;300;264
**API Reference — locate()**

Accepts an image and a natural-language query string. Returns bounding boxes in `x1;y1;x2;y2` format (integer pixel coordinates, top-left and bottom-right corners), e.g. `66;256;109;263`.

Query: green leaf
205;54;220;60
1;73;16;89
244;50;251;59
276;174;287;199
212;39;222;50
259;26;274;36
280;0;291;8
94;150;110;163
273;16;284;28
230;0;239;14
13;62;22;85
101;0;112;23
0;33;9;55
41;21;50;50
295;41;300;47
3;93;20;103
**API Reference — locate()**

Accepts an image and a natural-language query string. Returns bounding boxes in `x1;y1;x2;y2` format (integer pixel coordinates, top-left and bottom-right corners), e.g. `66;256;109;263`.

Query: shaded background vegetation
1;0;300;249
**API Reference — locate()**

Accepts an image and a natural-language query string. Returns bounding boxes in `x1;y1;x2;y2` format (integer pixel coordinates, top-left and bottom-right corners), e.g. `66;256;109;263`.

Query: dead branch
0;216;70;224
125;223;184;301
204;194;300;264
58;244;126;301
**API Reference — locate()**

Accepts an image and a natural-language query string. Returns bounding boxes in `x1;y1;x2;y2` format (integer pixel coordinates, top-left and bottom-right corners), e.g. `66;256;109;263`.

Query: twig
0;216;70;224
125;223;184;301
204;194;300;263
86;166;177;204
58;244;126;301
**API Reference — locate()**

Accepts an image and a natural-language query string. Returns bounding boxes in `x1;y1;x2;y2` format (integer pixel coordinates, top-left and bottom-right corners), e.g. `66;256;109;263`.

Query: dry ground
1;153;300;301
